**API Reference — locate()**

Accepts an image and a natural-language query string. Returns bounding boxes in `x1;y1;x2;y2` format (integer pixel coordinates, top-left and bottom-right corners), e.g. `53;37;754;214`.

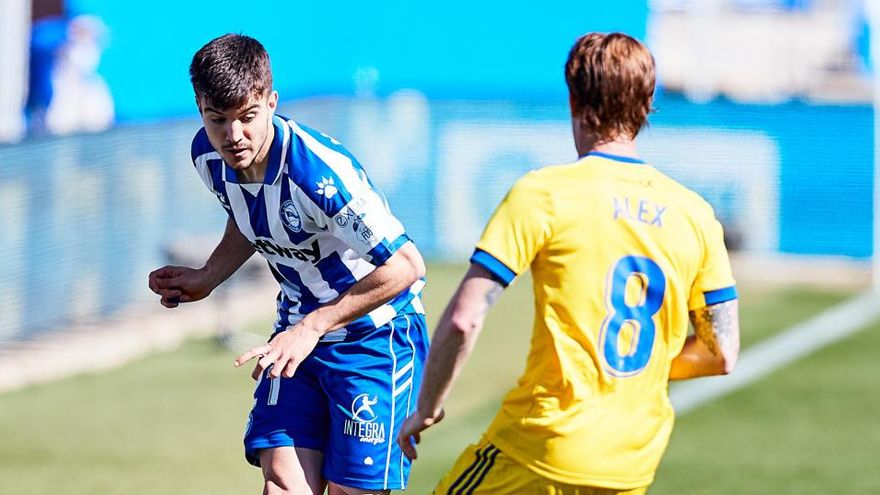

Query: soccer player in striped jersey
148;34;427;495
397;32;741;494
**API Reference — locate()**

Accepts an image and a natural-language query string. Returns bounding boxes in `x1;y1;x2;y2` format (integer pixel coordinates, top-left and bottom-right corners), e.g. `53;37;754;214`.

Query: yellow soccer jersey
470;151;736;489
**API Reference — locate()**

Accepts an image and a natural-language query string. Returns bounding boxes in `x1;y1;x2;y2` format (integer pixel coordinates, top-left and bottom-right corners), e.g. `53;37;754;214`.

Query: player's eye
211;117;225;125
241;114;256;123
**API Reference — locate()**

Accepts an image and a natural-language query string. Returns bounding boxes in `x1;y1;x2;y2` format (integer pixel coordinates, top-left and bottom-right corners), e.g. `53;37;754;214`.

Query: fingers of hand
258;353;276;375
234;344;272;368
251;362;261;381
160;297;180;308
400;434;418;460
268;352;300;379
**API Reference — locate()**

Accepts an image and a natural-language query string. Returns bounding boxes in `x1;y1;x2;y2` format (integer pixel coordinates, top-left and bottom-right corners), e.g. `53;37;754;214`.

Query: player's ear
194;94;204;115
267;90;278;111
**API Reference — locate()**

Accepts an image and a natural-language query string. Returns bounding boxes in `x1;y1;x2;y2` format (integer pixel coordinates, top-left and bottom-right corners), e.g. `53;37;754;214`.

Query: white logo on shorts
343;393;385;445
351;393;378;422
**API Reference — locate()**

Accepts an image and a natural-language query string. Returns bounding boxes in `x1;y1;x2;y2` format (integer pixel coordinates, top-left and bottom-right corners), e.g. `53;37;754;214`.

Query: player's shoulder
281;117;363;214
509;159;590;193
646;166;717;218
190;127;216;162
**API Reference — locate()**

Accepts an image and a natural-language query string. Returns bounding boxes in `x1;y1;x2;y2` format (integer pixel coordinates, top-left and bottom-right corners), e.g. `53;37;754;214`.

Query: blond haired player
397;32;740;494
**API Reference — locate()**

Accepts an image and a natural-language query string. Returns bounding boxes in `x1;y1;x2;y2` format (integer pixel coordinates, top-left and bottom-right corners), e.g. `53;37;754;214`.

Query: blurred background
1;0;879;494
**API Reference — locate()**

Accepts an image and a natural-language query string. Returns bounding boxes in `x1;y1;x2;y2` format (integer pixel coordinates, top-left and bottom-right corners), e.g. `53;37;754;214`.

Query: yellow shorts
432;439;648;495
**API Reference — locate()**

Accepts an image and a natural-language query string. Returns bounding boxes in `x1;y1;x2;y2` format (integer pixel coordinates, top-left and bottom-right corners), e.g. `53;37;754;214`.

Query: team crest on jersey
343;393;385;445
280;200;303;232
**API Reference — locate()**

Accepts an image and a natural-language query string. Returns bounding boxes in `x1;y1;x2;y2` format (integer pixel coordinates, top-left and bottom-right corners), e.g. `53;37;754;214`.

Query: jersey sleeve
688;208;737;309
471;173;553;286
290;123;410;266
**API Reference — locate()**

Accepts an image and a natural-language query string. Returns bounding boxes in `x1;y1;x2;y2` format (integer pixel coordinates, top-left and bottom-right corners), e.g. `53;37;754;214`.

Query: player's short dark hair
565;32;655;141
190;34;273;110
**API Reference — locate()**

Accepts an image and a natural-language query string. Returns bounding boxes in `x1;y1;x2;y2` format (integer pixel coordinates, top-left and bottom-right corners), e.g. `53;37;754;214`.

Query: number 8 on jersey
600;255;667;376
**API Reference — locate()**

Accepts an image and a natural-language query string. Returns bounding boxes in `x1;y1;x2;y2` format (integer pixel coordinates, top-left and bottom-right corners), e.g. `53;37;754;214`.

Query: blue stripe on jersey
704;286;738;305
239;186;272;238
582;151;646;164
262;116;286;185
297;123;388;203
470;249;516;286
204;158;234;215
278;176;317;245
191;128;213;161
287;125;353;217
299;124;392;208
367;233;411;266
273;262;321;314
315;251;358;294
267;262;287;287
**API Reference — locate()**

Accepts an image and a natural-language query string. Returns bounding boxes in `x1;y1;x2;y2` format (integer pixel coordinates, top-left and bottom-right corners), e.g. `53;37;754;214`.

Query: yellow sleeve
471;173;553;285
688;209;737;309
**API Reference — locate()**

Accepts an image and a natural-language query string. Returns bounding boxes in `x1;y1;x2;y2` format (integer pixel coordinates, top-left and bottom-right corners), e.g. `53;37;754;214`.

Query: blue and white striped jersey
191;115;424;341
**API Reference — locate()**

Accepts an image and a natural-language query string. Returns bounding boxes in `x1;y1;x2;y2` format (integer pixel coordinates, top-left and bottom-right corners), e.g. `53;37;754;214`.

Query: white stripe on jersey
193;151;221;188
225;182;257;239
393;360;413;382
288;121;363;192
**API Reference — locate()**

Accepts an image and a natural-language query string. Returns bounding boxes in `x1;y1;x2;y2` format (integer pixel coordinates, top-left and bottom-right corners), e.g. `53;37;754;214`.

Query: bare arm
148;218;255;307
669;299;740;380
397;264;505;459
235;241;426;379
201;217;258;288
303;241;426;332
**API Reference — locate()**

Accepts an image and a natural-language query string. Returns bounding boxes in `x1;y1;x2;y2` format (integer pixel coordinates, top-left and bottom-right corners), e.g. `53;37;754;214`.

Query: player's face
198;91;278;171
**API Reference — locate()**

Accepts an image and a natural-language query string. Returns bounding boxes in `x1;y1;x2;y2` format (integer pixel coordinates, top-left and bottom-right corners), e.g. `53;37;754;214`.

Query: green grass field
0;264;871;494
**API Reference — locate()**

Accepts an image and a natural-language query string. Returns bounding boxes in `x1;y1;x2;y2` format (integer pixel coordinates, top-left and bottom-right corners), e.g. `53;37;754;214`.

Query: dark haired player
149;34;428;495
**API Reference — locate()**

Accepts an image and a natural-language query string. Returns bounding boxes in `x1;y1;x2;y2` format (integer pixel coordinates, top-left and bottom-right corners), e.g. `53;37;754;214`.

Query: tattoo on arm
479;281;505;318
689;299;740;357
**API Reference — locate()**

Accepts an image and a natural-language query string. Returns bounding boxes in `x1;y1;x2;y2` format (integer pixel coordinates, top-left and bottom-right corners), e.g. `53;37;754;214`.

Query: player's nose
226;120;245;144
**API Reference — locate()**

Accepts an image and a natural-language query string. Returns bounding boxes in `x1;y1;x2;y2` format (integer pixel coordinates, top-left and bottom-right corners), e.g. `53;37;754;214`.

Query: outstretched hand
234;322;324;380
148;265;214;308
397;408;445;460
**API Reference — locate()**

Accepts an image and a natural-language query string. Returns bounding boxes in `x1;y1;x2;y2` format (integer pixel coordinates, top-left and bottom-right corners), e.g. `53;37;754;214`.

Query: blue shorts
243;312;429;491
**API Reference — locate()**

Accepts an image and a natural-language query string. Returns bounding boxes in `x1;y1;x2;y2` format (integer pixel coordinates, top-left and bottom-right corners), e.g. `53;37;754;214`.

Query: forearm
301;242;425;335
416;265;504;419
416;309;481;419
201;218;256;289
670;299;740;380
670;335;727;380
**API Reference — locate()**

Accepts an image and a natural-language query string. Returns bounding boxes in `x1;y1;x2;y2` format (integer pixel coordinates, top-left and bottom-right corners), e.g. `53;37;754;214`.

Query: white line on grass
670;290;880;415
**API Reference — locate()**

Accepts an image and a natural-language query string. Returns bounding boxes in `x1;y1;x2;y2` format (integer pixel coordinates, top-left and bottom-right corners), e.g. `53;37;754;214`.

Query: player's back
477;151;734;489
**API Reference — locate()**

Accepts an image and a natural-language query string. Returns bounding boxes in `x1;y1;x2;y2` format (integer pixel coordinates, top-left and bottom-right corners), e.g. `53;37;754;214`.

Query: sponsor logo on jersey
280;200;303;232
334;198;375;245
251;238;321;263
343;393;385;445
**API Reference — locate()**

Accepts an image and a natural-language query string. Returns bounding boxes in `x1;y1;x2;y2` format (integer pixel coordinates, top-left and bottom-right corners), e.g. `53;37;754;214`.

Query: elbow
399;258;424;288
411;256;426;282
397;242;426;285
448;311;483;339
720;352;738;375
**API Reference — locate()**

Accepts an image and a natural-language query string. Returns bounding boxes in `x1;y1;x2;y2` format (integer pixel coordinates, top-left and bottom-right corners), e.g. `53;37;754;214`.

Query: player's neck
573;121;641;161
589;139;639;160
